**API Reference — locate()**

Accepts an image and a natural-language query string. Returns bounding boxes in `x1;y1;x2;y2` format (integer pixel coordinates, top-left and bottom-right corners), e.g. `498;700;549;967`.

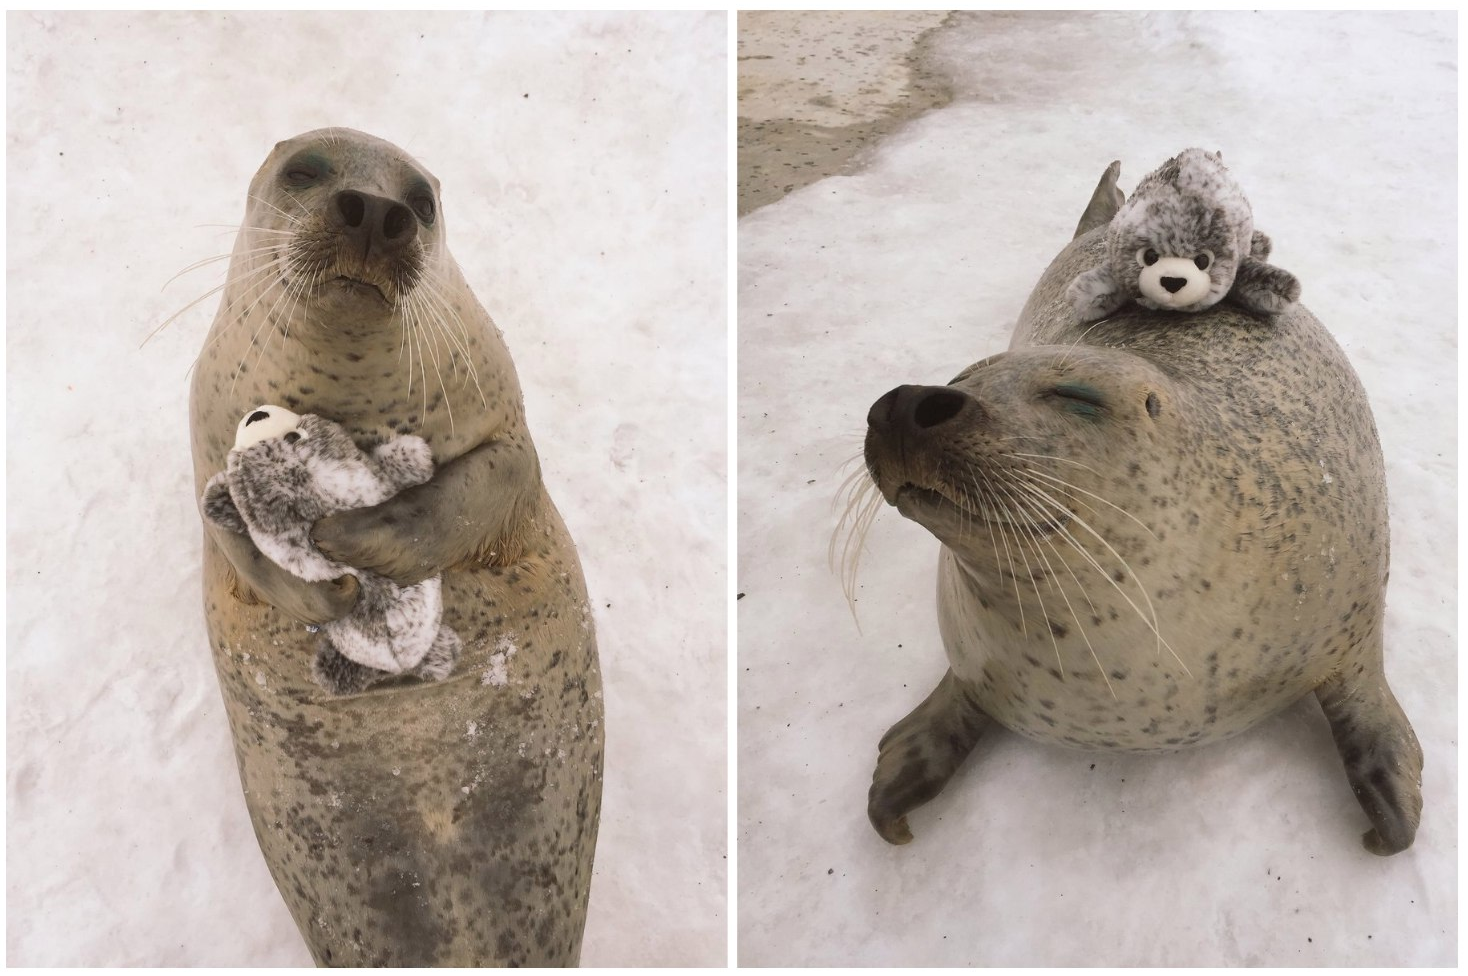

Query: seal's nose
334;190;417;251
869;385;973;433
1160;276;1187;294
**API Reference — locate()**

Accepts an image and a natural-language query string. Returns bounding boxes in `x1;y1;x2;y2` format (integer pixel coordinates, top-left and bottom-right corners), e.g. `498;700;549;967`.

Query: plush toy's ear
1068;265;1129;322
201;472;247;534
1250;230;1273;260
1230;257;1301;316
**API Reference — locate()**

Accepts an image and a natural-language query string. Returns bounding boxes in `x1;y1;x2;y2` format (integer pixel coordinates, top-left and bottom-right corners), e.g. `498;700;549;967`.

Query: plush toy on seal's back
1068;148;1301;321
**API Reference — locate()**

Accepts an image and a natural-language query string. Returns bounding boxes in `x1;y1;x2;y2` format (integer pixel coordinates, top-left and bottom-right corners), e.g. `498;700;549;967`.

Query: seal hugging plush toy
1067;148;1301;321
201;405;462;695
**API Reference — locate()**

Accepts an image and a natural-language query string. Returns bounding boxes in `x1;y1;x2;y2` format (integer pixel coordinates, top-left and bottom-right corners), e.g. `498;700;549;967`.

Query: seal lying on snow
189;128;603;965
859;160;1422;856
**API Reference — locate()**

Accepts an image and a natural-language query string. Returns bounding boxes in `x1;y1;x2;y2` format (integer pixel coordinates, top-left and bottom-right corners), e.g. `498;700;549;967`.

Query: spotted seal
857;161;1422;856
188;128;603;964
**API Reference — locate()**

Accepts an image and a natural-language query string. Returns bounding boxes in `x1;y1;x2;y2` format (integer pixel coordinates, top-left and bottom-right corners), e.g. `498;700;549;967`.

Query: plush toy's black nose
1160;276;1187;294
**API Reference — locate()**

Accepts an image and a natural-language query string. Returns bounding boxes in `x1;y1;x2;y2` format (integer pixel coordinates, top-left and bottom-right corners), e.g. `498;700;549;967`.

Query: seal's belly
935;549;1344;752
201;523;603;965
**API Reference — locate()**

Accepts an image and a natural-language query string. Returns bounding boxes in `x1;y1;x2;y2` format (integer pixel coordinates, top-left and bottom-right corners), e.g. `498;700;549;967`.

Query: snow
7;11;725;967
738;11;1455;967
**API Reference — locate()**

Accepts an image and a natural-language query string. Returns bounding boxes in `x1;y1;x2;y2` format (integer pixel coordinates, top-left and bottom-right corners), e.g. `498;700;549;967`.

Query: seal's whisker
1009;462;1160;541
161;246;278;291
1053;320;1109;371
987;475;1071;679
234;259;310;395
250;192;305;227
999;476;1116;697
1013;480;1189;677
416;275;489;407
832;473;885;623
402;286;456;436
1007;451;1103;477
149;251;286;349
975;471;1029;640
182;261;287;374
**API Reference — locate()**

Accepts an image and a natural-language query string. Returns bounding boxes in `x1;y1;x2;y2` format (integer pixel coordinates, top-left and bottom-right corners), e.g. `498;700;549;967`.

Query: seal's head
863;345;1182;567
242;127;445;322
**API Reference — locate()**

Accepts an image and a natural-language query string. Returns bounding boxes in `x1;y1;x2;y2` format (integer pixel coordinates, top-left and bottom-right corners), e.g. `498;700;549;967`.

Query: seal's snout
869;384;974;435
334;190;418;250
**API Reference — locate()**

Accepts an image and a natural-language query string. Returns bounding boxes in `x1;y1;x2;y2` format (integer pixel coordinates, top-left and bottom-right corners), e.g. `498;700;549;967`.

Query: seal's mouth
332;275;389;304
893;482;1069;533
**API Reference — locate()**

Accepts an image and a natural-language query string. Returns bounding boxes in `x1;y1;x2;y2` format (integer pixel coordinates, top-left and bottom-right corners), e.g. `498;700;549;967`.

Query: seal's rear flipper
1315;670;1423;855
868;669;993;844
1073;160;1124;239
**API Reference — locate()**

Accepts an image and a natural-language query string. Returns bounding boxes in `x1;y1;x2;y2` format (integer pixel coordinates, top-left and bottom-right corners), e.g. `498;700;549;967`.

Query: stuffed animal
1067;148;1301;321
201;405;462;696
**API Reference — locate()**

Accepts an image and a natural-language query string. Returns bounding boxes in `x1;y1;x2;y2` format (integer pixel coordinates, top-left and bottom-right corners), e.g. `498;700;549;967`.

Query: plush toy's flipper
202;473;248;534
1230;257;1301;316
1067;265;1130;322
415;626;463;682
312;638;388;697
371;435;435;494
1073;160;1125;239
1250;230;1273;260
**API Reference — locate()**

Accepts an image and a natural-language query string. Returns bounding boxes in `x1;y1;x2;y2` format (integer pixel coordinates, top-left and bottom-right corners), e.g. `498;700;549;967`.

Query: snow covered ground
7;11;726;966
738;11;1455;967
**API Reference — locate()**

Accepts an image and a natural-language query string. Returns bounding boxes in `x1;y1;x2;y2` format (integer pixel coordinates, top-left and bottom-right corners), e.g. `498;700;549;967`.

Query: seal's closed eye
1048;383;1107;417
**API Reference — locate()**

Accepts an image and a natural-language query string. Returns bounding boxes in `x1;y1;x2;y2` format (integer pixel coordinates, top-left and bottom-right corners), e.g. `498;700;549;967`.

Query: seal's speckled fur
864;162;1421;856
189;128;602;965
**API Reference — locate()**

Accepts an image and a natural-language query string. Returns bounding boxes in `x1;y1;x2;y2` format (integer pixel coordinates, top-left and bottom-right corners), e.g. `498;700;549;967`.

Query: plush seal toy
201;405;462;695
1067;148;1301;321
189;128;603;966
861;159;1421;857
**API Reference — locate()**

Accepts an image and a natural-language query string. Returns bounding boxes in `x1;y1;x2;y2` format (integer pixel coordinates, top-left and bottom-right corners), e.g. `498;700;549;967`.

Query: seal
858;161;1422;856
188;127;604;965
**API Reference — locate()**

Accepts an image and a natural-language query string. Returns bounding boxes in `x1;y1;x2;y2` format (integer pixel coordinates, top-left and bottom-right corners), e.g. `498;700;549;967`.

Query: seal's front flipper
868;669;992;845
1315;670;1423;855
1073;160;1124;239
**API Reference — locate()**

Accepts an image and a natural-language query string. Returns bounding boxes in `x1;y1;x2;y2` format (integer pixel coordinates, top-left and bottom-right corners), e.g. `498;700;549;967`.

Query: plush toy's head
234;404;303;450
1103;149;1253;313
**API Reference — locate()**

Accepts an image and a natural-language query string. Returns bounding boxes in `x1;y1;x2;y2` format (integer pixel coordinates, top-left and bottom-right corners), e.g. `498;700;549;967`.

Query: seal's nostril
336;192;366;228
1161;276;1187;294
913;390;965;429
383;204;413;241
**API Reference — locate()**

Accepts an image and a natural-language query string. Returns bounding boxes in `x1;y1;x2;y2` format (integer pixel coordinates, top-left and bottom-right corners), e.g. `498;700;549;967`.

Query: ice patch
481;633;520;687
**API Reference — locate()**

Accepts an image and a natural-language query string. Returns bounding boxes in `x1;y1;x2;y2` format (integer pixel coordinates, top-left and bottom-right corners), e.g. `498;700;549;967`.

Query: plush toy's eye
283;432;301;445
1137;247;1160;267
1193;251;1213;271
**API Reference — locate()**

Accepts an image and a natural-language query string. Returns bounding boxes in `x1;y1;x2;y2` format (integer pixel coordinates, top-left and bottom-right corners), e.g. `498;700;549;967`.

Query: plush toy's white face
1134;246;1216;309
234;404;303;450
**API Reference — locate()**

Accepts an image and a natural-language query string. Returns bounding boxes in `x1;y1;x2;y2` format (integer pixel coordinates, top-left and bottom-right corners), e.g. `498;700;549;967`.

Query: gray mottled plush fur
202;412;461;695
1068;148;1301;321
